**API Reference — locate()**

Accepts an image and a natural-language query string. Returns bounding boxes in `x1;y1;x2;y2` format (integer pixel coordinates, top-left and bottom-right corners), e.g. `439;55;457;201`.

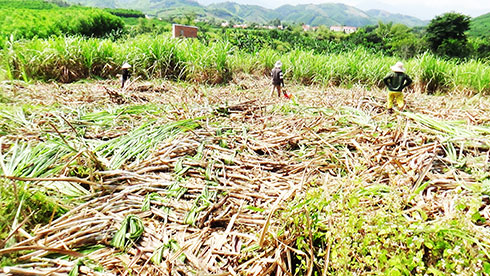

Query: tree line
197;12;489;60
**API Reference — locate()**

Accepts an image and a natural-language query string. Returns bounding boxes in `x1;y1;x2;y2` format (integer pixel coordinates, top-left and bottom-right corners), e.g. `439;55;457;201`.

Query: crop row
1;34;489;93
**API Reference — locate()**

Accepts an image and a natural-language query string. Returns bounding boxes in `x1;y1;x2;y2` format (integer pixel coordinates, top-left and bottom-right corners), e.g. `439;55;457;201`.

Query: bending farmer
383;61;412;112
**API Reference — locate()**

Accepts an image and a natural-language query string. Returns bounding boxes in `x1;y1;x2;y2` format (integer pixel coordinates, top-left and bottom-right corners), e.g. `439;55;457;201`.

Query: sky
197;0;489;20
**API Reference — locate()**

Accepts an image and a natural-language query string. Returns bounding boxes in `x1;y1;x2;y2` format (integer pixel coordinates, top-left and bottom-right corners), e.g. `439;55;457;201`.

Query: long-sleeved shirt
383;72;412;92
271;67;284;86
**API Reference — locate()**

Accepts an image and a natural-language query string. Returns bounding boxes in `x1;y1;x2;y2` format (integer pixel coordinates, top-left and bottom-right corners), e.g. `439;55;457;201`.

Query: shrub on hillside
0;2;124;41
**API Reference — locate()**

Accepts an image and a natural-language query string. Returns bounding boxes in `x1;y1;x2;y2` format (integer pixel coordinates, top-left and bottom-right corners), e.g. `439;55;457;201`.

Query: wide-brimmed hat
122;62;132;69
390;61;405;72
274;60;282;68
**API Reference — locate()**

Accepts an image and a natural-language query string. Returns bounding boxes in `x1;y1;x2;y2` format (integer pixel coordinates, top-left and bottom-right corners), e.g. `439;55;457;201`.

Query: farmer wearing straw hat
271;60;287;98
121;62;132;88
383;61;412;112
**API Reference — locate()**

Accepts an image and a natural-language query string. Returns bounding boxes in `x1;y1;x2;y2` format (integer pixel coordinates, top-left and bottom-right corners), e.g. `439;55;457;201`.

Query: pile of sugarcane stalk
1;79;489;275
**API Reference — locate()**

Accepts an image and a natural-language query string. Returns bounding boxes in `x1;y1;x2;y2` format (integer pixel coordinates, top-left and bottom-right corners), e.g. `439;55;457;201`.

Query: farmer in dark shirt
271;60;286;98
121;62;132;88
383;61;412;112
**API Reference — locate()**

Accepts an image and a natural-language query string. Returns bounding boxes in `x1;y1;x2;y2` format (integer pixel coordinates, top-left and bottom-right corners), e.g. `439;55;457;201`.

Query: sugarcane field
2;1;490;274
0;71;489;275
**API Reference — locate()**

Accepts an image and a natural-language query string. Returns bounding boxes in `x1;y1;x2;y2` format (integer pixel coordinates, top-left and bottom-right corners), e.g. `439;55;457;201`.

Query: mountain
126;0;202;17
468;12;490;38
207;2;274;23
366;9;429;27
62;0;427;27
275;3;372;26
67;0;204;15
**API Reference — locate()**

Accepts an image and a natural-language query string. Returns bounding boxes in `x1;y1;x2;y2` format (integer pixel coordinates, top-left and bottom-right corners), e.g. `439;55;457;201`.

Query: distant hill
207;2;273;23
61;0;428;27
366;9;429;27
275;3;372;26
468;12;490;38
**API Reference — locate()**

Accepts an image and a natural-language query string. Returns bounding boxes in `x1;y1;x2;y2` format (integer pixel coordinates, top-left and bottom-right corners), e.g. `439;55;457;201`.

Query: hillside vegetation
469;12;490;38
63;0;427;26
0;0;124;44
276;3;373;27
366;9;429;27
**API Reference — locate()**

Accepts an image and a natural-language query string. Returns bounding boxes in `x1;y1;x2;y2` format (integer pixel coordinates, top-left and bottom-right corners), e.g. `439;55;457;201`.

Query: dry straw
0;79;489;275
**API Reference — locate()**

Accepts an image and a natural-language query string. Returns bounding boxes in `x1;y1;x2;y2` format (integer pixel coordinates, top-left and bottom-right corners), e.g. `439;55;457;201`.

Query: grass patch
279;183;490;275
0;179;67;245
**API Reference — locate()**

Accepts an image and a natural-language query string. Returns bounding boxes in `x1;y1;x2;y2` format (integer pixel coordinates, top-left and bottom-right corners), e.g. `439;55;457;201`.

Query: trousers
387;91;404;109
271;85;282;97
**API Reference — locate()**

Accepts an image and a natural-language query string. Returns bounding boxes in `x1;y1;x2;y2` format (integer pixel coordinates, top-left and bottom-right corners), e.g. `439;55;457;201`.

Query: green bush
279;186;490;275
0;180;67;244
0;1;124;41
104;8;144;18
217;28;353;54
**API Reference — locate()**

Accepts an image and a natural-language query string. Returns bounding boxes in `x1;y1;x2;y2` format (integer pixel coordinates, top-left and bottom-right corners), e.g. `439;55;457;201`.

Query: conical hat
390;61;405;72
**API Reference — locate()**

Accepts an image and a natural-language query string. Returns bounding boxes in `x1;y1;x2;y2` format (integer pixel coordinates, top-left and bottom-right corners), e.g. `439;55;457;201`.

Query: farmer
121;62;132;88
383;61;412;112
271;60;287;98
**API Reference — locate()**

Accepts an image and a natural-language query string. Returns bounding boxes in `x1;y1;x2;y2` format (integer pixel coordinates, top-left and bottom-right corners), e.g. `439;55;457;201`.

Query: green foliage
151;239;185;265
470;37;490;60
0;0;124;41
103;8;144;18
2;34;490;93
96;117;201;169
1;33;233;83
2;35;118;82
411;52;452;93
213;28;352;54
69;258;103;276
126;18;171;35
347;23;426;58
280;186;490;275
0;179;67;244
0;88;9;103
110;214;144;250
0;0;59;9
425;12;471;58
184;185;216;225
468;12;490;39
411;52;490;93
0;139;74;178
